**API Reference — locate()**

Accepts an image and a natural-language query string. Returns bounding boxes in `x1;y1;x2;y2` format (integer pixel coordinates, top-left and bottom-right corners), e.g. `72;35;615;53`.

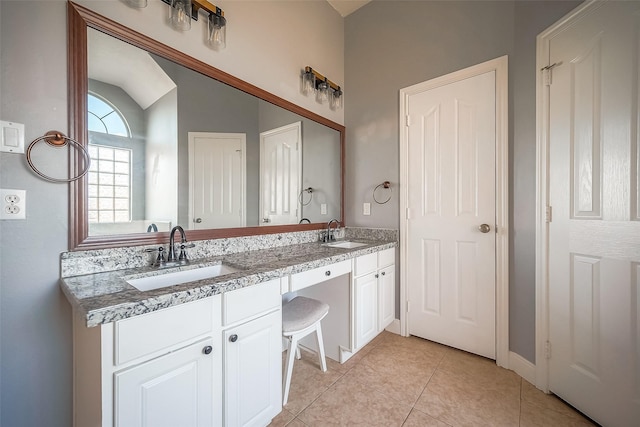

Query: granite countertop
61;239;396;327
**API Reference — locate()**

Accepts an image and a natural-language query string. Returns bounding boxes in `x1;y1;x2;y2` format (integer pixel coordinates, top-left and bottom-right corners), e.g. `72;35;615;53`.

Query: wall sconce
301;66;343;110
162;0;226;49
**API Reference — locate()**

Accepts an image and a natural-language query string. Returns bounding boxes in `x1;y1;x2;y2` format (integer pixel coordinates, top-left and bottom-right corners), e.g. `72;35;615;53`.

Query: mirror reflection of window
87;93;132;225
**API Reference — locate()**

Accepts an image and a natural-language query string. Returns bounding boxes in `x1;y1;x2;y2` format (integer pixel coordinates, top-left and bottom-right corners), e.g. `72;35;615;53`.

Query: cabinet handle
325;270;331;276
202;345;213;355
381;271;386;276
375;274;379;278
229;334;238;343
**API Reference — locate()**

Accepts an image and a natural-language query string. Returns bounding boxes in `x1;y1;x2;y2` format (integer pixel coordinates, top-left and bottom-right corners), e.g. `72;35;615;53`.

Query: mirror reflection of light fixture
301;66;343;110
162;0;227;50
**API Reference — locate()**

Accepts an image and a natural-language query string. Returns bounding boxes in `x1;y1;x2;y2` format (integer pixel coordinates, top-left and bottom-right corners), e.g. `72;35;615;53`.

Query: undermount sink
324;241;368;249
127;264;239;292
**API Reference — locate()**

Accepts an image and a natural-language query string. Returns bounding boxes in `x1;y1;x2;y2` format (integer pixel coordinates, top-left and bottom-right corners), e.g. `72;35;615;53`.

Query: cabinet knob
375;274;379;278
202;345;213;355
229;334;238;343
381;271;386;276
325;270;331;276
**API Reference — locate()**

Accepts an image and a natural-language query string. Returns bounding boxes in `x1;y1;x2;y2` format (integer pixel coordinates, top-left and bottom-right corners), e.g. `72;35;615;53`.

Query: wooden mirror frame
68;2;345;250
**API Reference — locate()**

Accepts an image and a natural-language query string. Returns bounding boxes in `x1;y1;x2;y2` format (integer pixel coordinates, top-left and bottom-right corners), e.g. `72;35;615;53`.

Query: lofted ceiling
326;0;371;17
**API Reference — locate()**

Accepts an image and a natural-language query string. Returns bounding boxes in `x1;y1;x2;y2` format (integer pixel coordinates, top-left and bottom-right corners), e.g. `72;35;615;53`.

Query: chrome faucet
324;219;340;242
167;225;189;263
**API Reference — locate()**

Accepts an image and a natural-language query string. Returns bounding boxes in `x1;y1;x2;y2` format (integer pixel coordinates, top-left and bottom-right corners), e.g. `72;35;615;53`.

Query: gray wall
0;3;72;427
344;0;581;363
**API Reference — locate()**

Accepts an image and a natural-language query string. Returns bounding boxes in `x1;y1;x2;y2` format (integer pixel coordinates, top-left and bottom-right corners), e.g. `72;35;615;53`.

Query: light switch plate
363;202;371;216
321;203;327;215
0;121;25;154
1;189;26;220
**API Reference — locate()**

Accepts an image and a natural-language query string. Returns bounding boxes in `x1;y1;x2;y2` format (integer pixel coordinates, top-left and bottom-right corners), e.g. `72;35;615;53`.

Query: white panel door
259;122;301;226
115;338;215;427
407;71;496;359
224;310;282;427
189;132;246;229
547;2;640;425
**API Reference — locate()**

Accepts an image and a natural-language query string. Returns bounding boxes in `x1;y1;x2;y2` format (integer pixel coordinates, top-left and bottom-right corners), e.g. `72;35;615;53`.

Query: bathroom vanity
61;230;397;427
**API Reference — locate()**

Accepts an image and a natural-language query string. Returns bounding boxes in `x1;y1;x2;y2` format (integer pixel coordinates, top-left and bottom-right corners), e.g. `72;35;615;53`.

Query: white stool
282;296;329;405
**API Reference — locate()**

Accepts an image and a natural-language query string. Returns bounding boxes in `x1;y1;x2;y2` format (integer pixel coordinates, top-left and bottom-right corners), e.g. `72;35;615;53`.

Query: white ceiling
88;29;176;110
327;0;371;17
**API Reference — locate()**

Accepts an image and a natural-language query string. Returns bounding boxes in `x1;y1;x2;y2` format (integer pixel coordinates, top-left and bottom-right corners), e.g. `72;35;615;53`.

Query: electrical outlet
1;189;26;220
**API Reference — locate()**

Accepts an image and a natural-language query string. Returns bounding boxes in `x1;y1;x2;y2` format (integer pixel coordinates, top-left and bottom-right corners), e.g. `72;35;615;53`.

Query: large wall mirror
68;2;344;250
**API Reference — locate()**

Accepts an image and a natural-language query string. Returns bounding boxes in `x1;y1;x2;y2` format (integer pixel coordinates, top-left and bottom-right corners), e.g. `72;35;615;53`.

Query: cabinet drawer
290;260;351;292
223;278;281;326
378;248;395;268
114;297;214;366
354;253;377;276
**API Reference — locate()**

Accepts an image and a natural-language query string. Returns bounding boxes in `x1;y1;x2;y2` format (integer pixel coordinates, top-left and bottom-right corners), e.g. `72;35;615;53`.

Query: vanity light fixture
301;66;343;110
163;0;226;49
122;0;148;8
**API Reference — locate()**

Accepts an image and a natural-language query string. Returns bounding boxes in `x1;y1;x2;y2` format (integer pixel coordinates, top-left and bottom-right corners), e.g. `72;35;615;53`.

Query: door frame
188;132;247;229
399;55;510;369
535;0;600;392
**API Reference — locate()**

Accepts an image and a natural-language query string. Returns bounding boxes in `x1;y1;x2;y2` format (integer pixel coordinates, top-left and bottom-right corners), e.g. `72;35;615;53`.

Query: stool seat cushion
282;296;329;333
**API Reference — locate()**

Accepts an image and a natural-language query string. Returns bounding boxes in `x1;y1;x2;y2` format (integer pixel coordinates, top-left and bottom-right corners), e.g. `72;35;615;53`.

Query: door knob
478;224;491;233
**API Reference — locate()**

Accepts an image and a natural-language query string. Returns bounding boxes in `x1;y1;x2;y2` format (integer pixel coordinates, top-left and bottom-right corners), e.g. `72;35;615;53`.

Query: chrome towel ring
298;187;314;206
26;131;91;183
373;181;392;204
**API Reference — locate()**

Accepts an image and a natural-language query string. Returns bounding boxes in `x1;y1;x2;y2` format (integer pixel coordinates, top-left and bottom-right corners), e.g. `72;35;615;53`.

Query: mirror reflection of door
259;122;302;226
188;132;246;229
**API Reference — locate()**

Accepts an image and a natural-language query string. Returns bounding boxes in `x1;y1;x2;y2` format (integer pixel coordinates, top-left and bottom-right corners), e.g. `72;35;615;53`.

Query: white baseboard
385;319;401;335
508;351;536;385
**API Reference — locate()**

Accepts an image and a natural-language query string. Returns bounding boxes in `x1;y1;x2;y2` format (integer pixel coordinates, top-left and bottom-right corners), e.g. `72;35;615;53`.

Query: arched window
87;92;131;137
87;92;132;224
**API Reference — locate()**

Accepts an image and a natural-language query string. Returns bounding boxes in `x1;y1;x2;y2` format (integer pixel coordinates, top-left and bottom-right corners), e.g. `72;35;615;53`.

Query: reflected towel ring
373;181;392;204
298;187;314;206
26;131;91;183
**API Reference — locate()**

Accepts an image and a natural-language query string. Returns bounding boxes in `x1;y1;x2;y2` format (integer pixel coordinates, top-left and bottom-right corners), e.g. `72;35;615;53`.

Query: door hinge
406;207;411;219
406;300;410;313
545;341;552;359
406;115;411;127
546;206;553;223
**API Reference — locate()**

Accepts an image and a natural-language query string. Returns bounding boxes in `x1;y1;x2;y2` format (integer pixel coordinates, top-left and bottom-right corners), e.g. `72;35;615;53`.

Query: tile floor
269;331;597;427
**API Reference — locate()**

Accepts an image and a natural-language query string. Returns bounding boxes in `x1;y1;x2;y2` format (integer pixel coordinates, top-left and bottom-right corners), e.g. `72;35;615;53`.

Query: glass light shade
169;0;192;32
123;0;148;8
329;88;343;111
301;70;315;96
207;14;227;49
316;79;329;104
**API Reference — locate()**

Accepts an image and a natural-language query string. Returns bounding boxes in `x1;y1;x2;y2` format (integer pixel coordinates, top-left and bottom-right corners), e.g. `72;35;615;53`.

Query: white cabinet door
114;338;216;427
224;310;282;427
378;264;395;332
355;272;378;348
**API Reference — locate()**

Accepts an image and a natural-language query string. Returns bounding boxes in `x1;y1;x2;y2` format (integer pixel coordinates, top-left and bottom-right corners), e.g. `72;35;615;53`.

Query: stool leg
283;335;298;406
315;322;327;372
295;347;301;360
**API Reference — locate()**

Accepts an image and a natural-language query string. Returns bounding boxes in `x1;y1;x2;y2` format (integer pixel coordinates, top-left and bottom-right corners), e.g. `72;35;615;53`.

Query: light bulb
316;79;329;104
169;0;192;32
207;13;226;49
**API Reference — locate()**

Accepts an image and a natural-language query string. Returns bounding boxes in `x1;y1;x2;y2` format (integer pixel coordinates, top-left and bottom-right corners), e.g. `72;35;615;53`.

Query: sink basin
324;241;368;249
127;264;239;292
